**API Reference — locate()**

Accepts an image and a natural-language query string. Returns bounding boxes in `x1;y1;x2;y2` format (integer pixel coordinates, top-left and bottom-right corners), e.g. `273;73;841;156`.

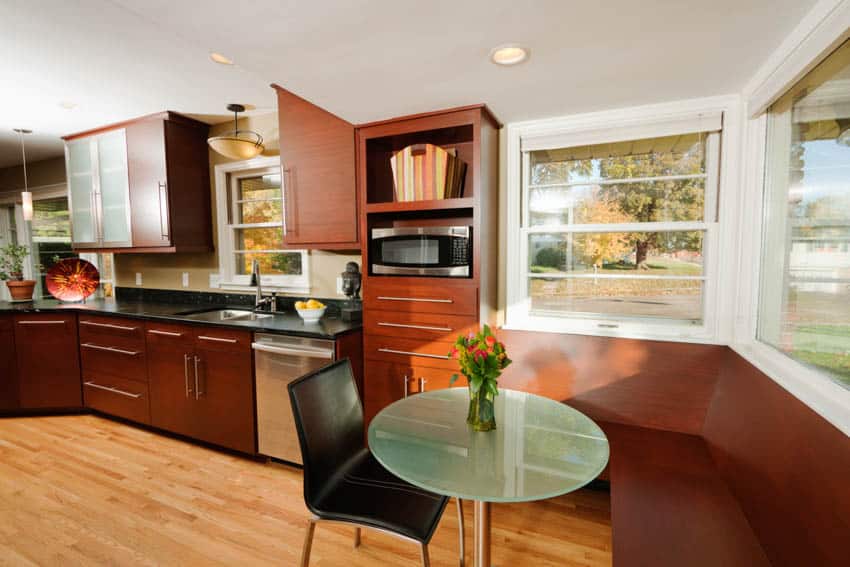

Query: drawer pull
198;335;238;344
84;381;142;399
80;321;138;332
81;343;140;357
377;321;453;332
376;296;453;304
377;348;449;360
147;329;184;337
18;320;66;325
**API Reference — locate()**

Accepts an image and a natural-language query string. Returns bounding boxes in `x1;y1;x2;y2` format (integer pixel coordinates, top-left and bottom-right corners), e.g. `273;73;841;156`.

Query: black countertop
0;298;362;340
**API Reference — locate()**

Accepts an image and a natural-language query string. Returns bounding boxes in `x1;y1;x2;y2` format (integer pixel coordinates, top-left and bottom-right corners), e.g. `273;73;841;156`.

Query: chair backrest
288;358;365;506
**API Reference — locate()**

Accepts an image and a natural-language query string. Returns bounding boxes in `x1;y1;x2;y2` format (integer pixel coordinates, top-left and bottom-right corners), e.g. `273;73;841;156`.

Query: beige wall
113;112;361;298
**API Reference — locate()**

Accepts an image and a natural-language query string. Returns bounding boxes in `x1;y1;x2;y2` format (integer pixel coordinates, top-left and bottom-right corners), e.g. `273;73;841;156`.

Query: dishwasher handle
251;342;334;360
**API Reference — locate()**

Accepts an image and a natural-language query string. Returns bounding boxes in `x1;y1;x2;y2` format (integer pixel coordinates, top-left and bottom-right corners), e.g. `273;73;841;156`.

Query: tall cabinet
63;112;212;253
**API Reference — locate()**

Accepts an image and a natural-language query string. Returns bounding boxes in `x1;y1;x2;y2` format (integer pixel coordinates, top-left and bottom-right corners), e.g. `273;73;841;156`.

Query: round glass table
368;388;609;567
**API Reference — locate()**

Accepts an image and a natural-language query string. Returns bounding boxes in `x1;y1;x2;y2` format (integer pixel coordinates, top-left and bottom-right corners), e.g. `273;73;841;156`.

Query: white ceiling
0;0;817;168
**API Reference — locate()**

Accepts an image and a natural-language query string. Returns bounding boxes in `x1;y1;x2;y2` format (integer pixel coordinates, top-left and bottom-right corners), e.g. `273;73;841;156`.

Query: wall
702;350;850;567
498;329;724;435
0;157;66;194
113;112;361;298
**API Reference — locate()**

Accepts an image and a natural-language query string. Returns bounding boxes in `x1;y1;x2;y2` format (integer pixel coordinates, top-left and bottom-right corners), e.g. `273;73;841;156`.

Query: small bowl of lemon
295;299;327;323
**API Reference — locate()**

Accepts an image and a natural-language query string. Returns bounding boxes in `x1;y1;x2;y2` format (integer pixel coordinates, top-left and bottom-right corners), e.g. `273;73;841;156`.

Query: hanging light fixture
13;128;33;221
207;104;265;159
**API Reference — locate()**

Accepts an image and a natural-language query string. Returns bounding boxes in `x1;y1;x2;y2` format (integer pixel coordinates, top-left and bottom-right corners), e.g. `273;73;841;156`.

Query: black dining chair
288;359;465;567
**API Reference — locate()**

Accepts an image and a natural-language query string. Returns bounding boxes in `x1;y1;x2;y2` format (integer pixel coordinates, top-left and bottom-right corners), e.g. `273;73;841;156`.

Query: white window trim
734;0;850;437
213;156;310;294
503;95;742;344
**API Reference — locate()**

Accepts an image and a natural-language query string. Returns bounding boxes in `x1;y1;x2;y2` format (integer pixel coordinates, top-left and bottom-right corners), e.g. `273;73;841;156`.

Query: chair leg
420;543;431;567
456;498;465;567
299;518;317;567
354;527;362;548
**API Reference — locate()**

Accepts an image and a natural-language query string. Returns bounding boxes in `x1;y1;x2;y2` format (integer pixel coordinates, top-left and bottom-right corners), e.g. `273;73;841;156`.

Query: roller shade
521;111;723;152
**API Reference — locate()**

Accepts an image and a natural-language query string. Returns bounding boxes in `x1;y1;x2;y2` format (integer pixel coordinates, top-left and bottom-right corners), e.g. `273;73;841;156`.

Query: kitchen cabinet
146;322;255;453
273;85;359;249
14;314;81;409
63;111;212;253
0;316;17;410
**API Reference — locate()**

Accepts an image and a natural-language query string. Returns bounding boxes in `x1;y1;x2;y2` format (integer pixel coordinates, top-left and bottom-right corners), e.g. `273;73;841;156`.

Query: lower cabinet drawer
80;341;147;382
364;309;478;341
364;335;455;370
83;375;151;425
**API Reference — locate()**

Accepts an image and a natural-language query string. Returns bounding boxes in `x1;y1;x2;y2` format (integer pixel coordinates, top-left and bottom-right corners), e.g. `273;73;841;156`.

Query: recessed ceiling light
490;44;529;66
58;101;77;110
210;52;234;65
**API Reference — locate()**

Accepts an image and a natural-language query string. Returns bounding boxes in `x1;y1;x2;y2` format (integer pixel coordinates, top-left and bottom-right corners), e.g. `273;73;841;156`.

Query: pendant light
13;128;33;221
207;104;265;160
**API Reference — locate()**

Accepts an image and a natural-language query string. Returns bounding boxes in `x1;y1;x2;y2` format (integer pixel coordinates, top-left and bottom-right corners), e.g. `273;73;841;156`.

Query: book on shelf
390;143;465;202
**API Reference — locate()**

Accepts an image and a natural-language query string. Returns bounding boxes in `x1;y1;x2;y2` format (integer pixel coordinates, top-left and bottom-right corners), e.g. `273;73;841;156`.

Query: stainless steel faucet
251;259;273;311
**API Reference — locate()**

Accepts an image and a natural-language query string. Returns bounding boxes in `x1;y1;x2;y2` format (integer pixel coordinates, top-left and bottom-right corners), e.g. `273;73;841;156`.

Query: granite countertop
0;298;361;340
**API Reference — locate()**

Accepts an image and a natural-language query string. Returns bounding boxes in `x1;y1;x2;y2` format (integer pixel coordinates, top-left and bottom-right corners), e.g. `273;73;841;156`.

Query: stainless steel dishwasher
253;333;336;464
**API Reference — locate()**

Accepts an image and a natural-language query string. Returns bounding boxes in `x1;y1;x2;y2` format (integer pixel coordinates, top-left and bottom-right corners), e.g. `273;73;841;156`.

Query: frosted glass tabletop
368;388;609;503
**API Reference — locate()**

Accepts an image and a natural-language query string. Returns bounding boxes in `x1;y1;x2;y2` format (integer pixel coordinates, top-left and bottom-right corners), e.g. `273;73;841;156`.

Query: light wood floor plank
0;415;611;566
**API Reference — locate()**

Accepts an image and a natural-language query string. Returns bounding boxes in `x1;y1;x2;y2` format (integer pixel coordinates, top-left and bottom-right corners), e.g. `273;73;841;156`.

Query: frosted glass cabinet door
66;140;97;245
96;129;132;245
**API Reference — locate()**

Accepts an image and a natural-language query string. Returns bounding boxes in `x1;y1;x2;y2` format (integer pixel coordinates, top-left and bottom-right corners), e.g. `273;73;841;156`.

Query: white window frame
734;0;850;437
503;95;742;344
213;156;309;293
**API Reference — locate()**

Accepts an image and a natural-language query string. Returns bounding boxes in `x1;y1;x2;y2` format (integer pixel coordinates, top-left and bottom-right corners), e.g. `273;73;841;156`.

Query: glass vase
467;383;496;432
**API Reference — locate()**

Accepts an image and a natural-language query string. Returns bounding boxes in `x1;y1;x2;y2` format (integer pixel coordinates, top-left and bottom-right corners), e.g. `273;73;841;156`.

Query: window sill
218;282;311;296
731;341;850;438
502;315;721;345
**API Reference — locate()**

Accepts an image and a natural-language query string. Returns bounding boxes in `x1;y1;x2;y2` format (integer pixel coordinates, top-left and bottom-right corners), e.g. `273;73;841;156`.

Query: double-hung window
507;112;723;340
215;157;309;291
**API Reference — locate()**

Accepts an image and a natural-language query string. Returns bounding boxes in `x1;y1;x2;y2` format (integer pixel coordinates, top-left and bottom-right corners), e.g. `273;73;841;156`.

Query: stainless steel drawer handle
84;381;142;399
81;343;140;356
80;321;138;332
377;322;453;332
198;335;238;344
18;320;66;325
147;329;184;337
376;296;453;304
378;348;449;360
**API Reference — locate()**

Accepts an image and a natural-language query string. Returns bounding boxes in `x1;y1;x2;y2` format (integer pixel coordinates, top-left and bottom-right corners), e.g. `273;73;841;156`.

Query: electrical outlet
336;276;345;295
135;272;143;286
209;274;221;289
181;272;189;288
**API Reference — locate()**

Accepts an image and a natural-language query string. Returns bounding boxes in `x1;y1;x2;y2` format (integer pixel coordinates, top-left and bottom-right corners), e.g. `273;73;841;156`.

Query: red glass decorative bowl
46;258;100;302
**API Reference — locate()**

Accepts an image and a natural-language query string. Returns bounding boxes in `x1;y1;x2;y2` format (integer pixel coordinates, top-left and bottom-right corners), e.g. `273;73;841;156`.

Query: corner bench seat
599;422;771;567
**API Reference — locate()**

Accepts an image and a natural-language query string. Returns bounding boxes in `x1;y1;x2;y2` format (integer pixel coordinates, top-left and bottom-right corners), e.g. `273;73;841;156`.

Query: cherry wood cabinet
14;314;81;409
146;322;255;453
0;316;17;410
273;85;359;249
64;111;212;254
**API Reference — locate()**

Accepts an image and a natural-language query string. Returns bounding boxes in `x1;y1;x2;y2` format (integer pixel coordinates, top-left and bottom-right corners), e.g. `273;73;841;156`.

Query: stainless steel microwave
370;226;472;277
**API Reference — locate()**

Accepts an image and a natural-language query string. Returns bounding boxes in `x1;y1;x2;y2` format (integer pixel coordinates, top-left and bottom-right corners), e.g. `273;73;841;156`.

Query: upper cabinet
273;85;359;250
63;112;213;253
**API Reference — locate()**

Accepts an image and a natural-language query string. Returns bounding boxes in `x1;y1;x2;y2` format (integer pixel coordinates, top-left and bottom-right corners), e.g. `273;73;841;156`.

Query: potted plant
0;243;36;301
449;325;512;431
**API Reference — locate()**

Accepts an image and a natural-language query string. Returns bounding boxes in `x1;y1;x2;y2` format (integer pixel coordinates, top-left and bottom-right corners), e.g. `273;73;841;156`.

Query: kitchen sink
175;308;275;322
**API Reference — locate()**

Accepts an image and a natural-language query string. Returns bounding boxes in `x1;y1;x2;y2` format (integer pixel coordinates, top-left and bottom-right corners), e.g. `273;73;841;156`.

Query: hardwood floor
0;415;612;566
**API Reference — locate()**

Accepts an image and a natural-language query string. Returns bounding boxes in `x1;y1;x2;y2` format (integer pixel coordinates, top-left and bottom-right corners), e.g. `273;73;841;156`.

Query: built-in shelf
365;197;475;214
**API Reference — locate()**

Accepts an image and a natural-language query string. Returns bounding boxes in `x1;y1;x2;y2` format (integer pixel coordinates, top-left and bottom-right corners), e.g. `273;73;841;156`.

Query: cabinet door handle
376;296;453;304
158;181;170;240
183;354;192;398
419;377;427;392
378;348;449;360
377;321;453;332
403;375;409;398
84;381;142;399
80;321;139;332
81;342;140;356
194;355;202;400
282;167;294;237
18;320;66;325
198;335;238;344
148;329;184;337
